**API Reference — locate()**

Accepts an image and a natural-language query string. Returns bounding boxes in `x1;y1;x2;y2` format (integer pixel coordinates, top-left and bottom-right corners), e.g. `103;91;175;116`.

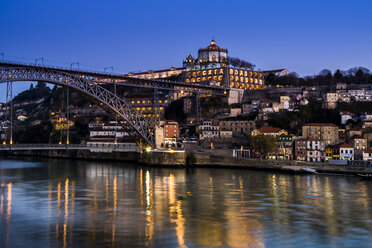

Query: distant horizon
0;54;371;103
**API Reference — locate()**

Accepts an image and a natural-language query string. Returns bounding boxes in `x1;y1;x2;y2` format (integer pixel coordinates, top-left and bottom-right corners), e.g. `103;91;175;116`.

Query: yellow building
51;117;74;131
251;127;288;137
184;40;264;90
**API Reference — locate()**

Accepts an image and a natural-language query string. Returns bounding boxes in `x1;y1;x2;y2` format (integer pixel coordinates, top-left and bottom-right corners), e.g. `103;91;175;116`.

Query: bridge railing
0;60;120;76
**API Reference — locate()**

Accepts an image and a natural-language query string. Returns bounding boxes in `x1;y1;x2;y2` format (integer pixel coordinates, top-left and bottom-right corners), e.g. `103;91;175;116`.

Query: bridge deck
0;144;140;152
0;60;227;94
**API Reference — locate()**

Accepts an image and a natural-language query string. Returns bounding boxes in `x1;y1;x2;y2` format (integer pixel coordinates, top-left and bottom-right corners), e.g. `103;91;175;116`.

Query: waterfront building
219;120;256;137
339;143;354;160
325;144;341;161
251;127;288;137
277;134;296;160
295;138;325;162
87;120;136;146
350;135;367;160
363;149;372;162
163;121;179;147
302;123;339;145
197;120;220;140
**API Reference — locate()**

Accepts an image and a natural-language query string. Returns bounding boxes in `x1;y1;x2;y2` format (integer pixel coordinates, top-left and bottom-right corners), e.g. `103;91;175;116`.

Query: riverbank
1;148;372;176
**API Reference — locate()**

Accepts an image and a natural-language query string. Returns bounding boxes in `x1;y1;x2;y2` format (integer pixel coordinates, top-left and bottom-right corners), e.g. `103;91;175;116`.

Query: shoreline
1;149;371;176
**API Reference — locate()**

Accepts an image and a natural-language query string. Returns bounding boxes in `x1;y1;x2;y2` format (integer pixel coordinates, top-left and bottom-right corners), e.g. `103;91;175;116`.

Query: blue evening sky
1;0;372;102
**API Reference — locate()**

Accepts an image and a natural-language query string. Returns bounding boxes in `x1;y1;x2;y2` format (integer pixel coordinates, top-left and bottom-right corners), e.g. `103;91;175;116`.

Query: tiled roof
259;127;282;133
340;143;353;148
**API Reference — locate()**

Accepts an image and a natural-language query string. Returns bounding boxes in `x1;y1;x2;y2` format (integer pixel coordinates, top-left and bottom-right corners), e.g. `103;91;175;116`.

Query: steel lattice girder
0;66;155;146
0;61;227;95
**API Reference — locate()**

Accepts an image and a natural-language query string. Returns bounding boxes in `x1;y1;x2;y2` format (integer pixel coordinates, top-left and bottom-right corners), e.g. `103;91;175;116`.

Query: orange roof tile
340;143;353;148
259;127;282;133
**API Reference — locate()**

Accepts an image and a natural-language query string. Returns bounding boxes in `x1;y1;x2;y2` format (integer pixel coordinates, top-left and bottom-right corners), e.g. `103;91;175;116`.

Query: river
0;157;372;247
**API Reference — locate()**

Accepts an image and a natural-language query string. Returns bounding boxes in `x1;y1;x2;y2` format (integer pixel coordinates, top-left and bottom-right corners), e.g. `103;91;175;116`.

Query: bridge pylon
5;82;13;145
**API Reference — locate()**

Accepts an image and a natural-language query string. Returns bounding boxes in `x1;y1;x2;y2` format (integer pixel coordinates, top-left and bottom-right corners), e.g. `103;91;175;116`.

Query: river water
0;157;372;247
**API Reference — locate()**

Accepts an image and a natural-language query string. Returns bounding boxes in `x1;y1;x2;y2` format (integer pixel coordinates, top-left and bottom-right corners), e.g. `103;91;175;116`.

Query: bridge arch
0;66;155;146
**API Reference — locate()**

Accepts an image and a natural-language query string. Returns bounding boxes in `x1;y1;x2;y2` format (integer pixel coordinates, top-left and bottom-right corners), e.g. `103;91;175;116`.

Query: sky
1;0;372;102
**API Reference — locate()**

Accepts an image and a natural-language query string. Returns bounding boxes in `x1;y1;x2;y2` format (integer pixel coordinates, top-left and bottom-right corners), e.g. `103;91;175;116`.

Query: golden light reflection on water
5;162;372;247
167;173;187;248
56;181;61;246
112;176;117;246
63;178;69;248
145;170;154;245
6;183;12;247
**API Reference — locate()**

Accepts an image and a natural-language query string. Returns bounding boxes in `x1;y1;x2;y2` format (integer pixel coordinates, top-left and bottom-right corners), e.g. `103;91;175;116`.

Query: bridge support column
195;91;201;122
5;82;13;145
66;87;70;145
153;88;160;126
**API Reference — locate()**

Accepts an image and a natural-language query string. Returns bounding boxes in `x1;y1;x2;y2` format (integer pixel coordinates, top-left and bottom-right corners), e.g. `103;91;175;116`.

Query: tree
319;69;332;76
250;134;277;160
334;69;343;82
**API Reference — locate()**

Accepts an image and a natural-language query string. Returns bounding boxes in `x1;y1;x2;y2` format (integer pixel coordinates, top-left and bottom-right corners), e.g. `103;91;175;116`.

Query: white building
340;112;355;125
339;143;354;160
323;92;338;109
198;120;220;140
363;149;372;162
87;120;135;146
306;139;325;162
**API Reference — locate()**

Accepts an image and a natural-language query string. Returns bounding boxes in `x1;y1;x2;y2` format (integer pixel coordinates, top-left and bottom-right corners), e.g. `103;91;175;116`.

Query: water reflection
0;158;372;247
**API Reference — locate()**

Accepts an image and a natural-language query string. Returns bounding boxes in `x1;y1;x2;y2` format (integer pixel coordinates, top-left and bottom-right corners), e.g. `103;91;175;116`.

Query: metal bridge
0;60;228;147
0;143;140;152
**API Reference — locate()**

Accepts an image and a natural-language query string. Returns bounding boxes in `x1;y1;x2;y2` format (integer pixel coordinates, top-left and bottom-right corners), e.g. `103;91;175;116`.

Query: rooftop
199;40;228;53
259;127;283;133
340;143;353;148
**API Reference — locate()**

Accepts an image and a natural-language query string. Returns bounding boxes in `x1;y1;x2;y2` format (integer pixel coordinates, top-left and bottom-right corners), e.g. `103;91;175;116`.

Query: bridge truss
0;61;227;147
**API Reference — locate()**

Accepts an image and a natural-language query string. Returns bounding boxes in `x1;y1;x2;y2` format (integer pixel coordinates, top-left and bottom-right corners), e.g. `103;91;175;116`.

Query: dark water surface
1;157;372;247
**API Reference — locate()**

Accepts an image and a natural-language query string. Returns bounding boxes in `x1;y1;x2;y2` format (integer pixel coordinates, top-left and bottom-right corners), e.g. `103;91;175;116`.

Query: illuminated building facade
127;97;169;119
183;40;264;91
125;67;184;80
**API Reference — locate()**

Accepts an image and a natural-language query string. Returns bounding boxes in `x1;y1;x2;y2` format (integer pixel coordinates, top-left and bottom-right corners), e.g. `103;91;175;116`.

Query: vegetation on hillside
265;67;372;87
267;100;340;135
13;82;51;103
